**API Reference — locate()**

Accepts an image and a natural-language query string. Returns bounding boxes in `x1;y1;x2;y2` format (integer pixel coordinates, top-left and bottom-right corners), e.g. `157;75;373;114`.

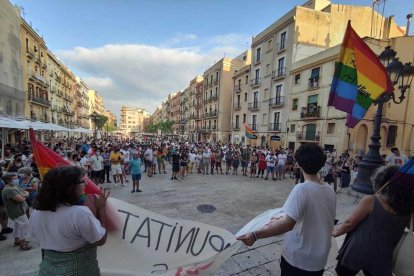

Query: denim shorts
131;174;141;181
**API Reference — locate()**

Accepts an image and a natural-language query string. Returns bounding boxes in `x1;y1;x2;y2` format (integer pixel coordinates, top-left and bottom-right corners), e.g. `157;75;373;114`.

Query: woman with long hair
333;165;414;276
29;166;109;275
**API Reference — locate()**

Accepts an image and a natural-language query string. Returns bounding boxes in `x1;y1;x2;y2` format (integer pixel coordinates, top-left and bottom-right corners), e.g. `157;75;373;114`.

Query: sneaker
164;171;167;174
171;177;174;180
131;190;135;193
114;184;119;187
121;183;127;187
137;189;143;192
107;180;112;183
1;227;13;234
0;234;6;241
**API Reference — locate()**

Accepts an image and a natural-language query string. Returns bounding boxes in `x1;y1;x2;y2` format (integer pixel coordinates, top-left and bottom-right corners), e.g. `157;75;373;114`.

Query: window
244;93;247;101
263;114;267;124
235;115;239;127
309;67;320;89
215;87;218;97
245;75;248;84
264;88;269;100
290;124;296;133
266;64;270;75
255;69;260;80
25;38;29;52
275;85;283;98
252;115;257;130
236;95;240;107
280;31;286;50
34;45;37;52
243;114;246;123
273;112;280;125
327;123;335;134
215;71;219;82
253;92;259;104
295;74;301;84
255;47;261;63
278;57;285;70
386;126;398;146
307;95;318;111
292;99;298;111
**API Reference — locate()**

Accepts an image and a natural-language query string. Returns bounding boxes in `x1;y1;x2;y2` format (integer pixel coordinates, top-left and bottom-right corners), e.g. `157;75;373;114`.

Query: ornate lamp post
353;46;414;194
90;112;100;139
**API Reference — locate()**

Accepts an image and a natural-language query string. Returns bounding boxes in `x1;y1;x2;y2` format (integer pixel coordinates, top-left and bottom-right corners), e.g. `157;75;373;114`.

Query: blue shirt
129;159;142;175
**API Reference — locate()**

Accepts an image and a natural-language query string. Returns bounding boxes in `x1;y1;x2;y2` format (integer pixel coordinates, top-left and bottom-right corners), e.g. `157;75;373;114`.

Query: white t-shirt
277;153;287;165
265;155;276;167
89;155;104;171
385;154;408;166
144;148;153;161
121;149;131;162
29;205;105;252
282;181;336;271
189;153;196;162
80;156;90;170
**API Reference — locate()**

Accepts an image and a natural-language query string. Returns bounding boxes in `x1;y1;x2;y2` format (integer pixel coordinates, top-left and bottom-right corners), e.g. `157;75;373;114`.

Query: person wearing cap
333;165;414;276
1;172;31;250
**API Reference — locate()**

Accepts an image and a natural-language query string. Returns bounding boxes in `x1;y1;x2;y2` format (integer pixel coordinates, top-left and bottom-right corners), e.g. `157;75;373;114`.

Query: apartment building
103;109;117;128
119;106;149;135
194;81;204;142
0;0;25;118
248;0;405;148
186;76;203;142
287;36;414;157
20;18;50;122
88;90;105;130
170;92;182;136
202;50;251;143
75;78;90;129
231;65;251;145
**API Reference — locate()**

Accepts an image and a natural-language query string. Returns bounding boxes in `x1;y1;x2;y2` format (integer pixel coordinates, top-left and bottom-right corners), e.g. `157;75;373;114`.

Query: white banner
98;198;239;275
99;200;337;275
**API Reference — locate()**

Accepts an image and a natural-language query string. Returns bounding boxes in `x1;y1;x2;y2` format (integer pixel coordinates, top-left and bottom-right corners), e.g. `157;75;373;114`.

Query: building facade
202;51;251;143
119;106;149;136
0;0;24;118
75;78;90;129
20;18;50;122
247;0;405;149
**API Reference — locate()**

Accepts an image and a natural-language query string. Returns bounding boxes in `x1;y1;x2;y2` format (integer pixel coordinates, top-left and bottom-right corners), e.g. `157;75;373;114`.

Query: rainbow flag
245;124;256;139
389;157;414;190
328;21;394;128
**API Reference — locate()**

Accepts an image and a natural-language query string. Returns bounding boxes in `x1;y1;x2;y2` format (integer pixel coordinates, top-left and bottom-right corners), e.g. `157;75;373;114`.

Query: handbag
392;216;414;276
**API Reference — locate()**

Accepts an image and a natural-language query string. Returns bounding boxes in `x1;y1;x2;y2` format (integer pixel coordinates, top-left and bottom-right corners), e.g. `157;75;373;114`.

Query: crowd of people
0;135;412;275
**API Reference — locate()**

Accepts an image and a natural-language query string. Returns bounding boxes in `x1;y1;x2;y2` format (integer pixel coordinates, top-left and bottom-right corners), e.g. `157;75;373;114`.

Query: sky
11;0;413;119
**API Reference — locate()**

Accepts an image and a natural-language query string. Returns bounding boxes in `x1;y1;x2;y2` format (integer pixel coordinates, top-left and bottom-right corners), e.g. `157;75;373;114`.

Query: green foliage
145;123;158;133
158;120;173;133
91;114;108;130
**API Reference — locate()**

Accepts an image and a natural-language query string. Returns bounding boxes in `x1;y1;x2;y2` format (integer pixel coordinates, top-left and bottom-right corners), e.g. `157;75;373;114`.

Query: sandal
19;241;32;250
13;240;21;247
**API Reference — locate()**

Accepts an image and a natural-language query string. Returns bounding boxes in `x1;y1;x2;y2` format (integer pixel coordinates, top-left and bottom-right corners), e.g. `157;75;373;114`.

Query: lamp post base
352;156;383;194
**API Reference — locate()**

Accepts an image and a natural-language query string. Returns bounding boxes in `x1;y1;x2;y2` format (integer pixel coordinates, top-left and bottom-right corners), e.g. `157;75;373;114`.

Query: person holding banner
238;144;336;276
30;166;109;276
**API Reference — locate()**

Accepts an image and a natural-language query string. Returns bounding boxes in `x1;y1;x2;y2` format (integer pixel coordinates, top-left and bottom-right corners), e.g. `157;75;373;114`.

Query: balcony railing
272;67;286;80
301;106;321;119
28;94;51;107
211;94;219;101
234;104;241;111
214;78;219;84
296;131;320;141
212;125;217;130
248;102;259;111
308;77;319;90
204;110;218;118
269;96;285;107
26;50;34;59
234;84;242;93
269;123;282;132
254;56;261;64
250;78;261;87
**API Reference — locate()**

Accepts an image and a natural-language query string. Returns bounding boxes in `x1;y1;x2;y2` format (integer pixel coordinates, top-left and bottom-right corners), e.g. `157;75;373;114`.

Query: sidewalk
0;167;361;275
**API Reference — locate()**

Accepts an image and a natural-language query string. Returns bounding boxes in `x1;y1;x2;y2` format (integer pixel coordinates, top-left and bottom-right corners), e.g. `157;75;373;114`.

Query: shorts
131;174;141;181
241;160;248;167
275;164;285;173
180;162;188;167
0;206;8;221
111;164;122;175
226;160;232;166
267;166;275;173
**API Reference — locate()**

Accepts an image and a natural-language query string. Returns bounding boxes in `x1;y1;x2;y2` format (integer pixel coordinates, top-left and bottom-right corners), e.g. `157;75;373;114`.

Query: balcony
204;110;218;118
233;124;240;131
50;87;57;94
234;84;242;93
308;77;319;90
214;78;219;85
277;41;286;52
250;78;261;87
296;131;320;142
195;114;202;120
301;106;321;119
42;63;47;69
205;97;212;103
211;94;219;101
26;50;34;59
272;67;286;80
248;102;259;111
269;123;283;132
212;125;217;130
269;96;285;108
28;94;51;107
35;56;41;64
234;104;241;111
30;112;37;121
254;56;261;65
202;126;212;133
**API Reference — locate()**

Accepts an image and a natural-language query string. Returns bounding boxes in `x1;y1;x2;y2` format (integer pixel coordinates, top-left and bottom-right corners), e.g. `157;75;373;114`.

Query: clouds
57;33;251;119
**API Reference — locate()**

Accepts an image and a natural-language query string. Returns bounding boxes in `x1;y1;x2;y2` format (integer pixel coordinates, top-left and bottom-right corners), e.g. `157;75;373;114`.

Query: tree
158;120;173;134
145;123;158;133
95;115;108;130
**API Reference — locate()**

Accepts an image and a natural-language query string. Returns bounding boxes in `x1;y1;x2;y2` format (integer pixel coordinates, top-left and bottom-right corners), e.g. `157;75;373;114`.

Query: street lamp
90;111;100;139
353;46;414;194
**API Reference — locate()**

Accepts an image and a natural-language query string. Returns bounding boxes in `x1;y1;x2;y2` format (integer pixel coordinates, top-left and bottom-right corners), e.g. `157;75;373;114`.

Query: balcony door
273;112;280;130
253;92;258;107
305;124;316;140
252;115;257;131
307;95;318;114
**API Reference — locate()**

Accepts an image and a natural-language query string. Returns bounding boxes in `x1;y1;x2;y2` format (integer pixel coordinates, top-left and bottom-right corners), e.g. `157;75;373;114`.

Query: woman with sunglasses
29;166;110;276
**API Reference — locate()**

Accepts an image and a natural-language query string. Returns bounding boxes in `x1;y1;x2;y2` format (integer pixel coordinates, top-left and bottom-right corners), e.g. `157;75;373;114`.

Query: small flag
328;21;393;128
388;157;414;190
245;124;256;139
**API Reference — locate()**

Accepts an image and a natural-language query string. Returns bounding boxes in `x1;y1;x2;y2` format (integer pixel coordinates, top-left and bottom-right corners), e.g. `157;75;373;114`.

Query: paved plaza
0;165;361;275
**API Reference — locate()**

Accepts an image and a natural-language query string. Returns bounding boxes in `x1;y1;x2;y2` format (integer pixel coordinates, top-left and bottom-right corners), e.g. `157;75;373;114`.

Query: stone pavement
0;165;362;275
